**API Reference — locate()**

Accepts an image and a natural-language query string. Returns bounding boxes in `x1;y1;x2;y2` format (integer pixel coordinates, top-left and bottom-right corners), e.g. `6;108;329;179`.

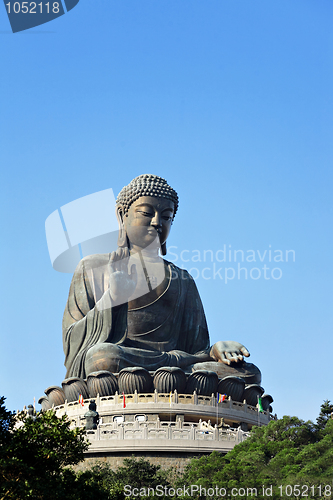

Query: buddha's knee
85;343;122;375
191;361;261;385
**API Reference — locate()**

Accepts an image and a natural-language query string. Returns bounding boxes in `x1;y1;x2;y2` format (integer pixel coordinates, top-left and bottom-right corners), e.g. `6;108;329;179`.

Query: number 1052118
5;2;60;14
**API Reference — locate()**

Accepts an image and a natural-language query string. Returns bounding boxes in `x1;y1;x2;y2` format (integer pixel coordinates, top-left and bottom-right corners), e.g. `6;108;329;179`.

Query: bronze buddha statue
62;174;261;385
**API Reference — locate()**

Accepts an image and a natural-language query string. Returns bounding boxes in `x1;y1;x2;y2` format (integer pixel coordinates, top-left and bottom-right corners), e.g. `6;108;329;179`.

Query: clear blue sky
0;0;332;422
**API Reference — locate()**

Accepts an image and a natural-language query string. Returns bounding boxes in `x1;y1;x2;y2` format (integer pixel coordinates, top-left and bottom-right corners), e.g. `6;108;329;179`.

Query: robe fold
62;254;211;378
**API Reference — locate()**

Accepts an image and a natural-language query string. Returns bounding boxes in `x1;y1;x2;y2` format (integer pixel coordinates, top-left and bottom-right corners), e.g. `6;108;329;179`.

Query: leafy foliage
316;399;333;430
0;397;173;499
0;397;109;500
0;397;14;446
178;411;333;500
115;456;171;490
86;457;173;499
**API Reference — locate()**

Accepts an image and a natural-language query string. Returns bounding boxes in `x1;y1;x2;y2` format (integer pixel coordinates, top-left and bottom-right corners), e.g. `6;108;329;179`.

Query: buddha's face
122;196;174;252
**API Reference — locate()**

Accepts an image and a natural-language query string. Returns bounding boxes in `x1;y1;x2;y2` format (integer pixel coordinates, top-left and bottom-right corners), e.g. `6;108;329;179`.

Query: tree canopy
0;397;172;499
0;397;108;500
178;413;333;500
316;400;333;430
86;457;172;500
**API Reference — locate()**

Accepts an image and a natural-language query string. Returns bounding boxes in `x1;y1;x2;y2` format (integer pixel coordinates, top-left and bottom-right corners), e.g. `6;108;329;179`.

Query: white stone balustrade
82;419;251;454
52;391;274;453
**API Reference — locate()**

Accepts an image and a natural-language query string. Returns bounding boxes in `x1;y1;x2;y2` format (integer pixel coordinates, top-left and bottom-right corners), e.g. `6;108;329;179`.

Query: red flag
78;394;84;407
122;392;126;408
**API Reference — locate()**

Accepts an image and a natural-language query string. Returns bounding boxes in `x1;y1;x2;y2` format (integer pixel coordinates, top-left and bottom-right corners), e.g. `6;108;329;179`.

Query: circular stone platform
52;390;275;465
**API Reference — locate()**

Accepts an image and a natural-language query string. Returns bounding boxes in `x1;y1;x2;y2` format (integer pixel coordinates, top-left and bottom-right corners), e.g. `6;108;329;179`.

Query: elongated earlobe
118;225;128;247
161;242;167;256
116;206;128;248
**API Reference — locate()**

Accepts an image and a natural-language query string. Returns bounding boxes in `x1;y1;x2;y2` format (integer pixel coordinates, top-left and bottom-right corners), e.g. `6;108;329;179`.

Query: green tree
0;398;176;499
0;397;14;446
316;400;333;430
87;457;173;499
115;456;170;490
178;404;333;500
0;397;109;500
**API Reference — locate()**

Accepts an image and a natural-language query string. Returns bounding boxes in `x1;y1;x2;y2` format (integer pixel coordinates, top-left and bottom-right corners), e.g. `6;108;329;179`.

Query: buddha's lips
147;228;162;236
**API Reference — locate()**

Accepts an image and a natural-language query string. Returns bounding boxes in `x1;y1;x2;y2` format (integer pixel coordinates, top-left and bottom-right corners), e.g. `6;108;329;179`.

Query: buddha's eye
137;210;153;217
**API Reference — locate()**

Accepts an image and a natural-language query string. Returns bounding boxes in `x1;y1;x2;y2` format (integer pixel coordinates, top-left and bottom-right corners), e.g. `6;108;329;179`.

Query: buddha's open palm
109;248;137;306
210;341;250;365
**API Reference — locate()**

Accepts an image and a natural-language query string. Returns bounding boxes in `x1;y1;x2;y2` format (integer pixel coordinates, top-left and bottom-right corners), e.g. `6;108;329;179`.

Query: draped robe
62;254;211;379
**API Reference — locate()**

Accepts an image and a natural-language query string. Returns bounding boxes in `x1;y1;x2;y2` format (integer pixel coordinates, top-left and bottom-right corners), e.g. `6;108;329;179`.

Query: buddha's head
116;174;178;255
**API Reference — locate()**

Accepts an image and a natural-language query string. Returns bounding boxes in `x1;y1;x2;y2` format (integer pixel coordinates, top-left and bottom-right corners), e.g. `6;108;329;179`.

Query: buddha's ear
116;205;128;248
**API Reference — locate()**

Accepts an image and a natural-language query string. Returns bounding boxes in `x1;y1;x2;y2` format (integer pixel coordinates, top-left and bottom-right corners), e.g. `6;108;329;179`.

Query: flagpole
257;395;260;427
216;392;218;426
122;392;126;422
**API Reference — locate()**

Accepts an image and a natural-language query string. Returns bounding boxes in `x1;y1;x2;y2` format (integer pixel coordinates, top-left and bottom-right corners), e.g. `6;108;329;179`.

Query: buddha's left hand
210;341;250;365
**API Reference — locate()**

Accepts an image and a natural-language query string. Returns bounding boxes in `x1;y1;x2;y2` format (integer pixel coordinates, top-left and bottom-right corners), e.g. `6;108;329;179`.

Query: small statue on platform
217;417;230;429
62;174;261;385
84;400;99;430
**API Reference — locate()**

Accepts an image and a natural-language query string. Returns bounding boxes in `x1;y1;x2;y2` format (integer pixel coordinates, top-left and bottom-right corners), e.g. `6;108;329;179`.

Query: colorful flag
33;397;36;411
78;394;84;407
122;392;126;409
258;397;264;412
217;393;227;403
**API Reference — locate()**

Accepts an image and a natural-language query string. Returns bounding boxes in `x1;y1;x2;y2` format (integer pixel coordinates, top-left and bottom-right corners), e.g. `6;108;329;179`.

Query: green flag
258;397;264;412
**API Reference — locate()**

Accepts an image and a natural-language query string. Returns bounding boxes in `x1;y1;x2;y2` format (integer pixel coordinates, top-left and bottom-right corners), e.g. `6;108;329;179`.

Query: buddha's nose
151;214;162;232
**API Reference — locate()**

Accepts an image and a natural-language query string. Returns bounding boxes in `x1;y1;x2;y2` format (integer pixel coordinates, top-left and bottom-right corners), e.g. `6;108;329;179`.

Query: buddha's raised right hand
109;247;137;306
